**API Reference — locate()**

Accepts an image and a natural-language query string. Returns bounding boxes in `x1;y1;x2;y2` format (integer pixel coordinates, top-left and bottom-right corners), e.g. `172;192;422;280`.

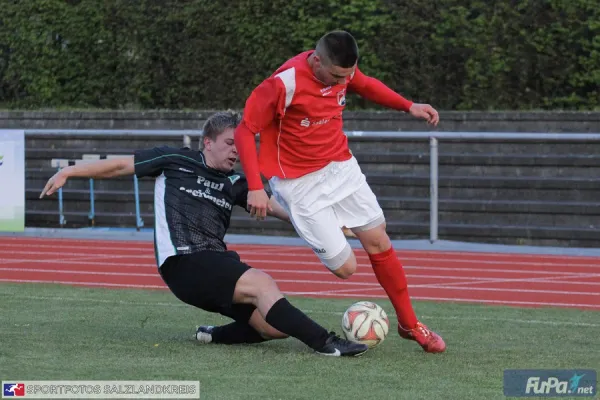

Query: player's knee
357;223;391;254
253;270;280;296
325;243;356;279
235;269;280;304
332;258;356;279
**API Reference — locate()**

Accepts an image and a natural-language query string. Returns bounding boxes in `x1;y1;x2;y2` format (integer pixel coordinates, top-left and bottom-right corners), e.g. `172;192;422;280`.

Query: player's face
204;128;238;172
314;56;356;86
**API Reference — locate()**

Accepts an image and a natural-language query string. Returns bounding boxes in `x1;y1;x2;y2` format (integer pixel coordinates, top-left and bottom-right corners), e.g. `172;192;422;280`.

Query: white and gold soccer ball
341;301;390;348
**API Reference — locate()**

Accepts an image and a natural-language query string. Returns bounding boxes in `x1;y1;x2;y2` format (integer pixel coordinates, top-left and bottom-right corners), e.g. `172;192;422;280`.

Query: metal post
429;137;439;242
89;178;95;226
133;174;143;231
57;167;65;227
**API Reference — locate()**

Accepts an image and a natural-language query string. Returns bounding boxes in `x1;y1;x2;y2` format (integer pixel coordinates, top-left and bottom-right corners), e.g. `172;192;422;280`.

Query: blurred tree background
0;0;598;110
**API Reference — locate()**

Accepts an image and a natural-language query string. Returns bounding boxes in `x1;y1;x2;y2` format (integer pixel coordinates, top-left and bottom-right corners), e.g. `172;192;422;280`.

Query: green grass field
1;283;598;400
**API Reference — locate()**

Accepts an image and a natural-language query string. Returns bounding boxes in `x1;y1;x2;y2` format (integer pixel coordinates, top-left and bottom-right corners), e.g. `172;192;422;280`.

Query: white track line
255;260;600;273
412;296;600;309
2;245;600;267
1;293;599;326
282;291;600;309
237;251;600;267
0;254;140;265
2;278;599;309
2;256;596;277
8;260;595;282
8;264;598;288
408;273;600;289
305;287;386;295
0;259;154;267
419;315;600;327
2;264;598;287
0;236;596;259
0;243;151;251
0;278;165;289
265;269;598;280
0;268;158;277
4;237;600;261
0;250;153;258
6;267;598;290
2;270;598;296
240;254;600;269
408;286;600;296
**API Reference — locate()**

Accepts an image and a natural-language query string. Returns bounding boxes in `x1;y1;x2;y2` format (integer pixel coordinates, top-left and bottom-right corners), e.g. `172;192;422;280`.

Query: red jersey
235;50;414;190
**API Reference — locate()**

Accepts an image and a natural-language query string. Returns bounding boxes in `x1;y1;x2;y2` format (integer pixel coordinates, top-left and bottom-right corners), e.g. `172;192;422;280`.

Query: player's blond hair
199;110;241;150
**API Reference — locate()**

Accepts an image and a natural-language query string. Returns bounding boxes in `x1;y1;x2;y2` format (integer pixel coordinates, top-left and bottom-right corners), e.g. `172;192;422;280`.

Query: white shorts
269;156;385;271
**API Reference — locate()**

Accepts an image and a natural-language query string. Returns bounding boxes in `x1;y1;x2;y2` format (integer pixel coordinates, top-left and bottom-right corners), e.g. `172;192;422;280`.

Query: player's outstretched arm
39;157;134;198
348;68;439;127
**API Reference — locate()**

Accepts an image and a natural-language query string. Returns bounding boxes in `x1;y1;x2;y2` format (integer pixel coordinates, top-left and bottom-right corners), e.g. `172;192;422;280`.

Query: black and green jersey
134;146;249;267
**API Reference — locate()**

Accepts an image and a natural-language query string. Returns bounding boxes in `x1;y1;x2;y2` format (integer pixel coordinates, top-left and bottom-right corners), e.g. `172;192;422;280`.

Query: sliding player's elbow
115;157;135;177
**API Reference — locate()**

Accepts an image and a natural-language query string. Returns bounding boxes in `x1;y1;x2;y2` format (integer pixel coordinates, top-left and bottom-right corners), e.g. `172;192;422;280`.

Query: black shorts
158;250;256;323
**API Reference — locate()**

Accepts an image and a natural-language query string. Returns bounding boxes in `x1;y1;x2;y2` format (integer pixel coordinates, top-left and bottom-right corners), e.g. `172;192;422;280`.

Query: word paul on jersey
197;176;224;191
178;176;232;210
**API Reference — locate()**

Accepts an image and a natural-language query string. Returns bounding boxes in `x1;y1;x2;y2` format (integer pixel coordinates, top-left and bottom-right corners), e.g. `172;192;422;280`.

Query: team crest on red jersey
337;89;346;106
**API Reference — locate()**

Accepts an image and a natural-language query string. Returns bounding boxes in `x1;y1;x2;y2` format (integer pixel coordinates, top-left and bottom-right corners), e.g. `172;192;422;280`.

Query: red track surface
1;236;599;310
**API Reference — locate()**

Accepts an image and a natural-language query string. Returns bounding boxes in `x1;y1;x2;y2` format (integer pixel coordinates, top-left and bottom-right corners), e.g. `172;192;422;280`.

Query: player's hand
39;170;69;198
409;103;440;127
247;189;272;220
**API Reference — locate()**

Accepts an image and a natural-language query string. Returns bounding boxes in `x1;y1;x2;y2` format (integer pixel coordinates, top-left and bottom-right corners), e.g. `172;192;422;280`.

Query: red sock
368;247;418;330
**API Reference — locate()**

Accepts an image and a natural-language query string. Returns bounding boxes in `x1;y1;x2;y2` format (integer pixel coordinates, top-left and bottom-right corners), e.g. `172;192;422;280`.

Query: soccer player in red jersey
234;30;445;353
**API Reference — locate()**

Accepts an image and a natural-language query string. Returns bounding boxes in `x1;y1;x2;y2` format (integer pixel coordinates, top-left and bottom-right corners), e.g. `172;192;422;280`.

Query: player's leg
172;250;367;356
285;205;359;279
158;252;280;345
197;300;290;344
230;258;368;356
339;182;446;353
269;180;358;279
268;162;365;279
196;308;288;344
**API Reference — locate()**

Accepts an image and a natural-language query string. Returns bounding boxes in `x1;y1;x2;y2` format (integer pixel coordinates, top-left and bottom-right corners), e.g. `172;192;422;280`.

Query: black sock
265;298;330;350
211;322;267;345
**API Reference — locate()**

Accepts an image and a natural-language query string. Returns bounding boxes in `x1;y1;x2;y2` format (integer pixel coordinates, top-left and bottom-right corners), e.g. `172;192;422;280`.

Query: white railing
25;129;600;241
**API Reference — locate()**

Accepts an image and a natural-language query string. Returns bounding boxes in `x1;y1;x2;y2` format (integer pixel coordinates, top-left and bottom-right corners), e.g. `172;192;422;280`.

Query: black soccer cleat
315;332;369;357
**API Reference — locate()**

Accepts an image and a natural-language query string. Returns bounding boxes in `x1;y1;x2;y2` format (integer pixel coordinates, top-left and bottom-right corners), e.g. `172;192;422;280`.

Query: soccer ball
341;301;390;348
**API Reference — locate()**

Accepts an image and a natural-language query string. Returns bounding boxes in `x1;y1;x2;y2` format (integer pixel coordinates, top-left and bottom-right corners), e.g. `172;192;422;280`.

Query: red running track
1;236;599;310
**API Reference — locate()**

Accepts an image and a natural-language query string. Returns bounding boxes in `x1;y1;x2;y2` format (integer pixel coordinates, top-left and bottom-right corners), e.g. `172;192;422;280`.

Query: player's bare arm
266;196;290;223
39;157;134;198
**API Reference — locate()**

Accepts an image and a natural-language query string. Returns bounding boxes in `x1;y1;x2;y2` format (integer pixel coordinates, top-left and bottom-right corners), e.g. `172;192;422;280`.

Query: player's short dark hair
200;110;241;149
315;30;359;68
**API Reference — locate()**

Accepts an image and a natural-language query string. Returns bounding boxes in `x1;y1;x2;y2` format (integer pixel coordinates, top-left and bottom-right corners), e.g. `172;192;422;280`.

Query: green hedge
0;0;598;110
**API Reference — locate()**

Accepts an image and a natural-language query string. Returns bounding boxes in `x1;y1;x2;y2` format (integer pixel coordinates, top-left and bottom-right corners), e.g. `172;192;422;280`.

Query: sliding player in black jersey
39;111;368;357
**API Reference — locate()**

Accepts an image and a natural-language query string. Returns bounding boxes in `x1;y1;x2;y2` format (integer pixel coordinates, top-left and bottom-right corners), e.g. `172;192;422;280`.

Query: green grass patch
0;283;598;400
